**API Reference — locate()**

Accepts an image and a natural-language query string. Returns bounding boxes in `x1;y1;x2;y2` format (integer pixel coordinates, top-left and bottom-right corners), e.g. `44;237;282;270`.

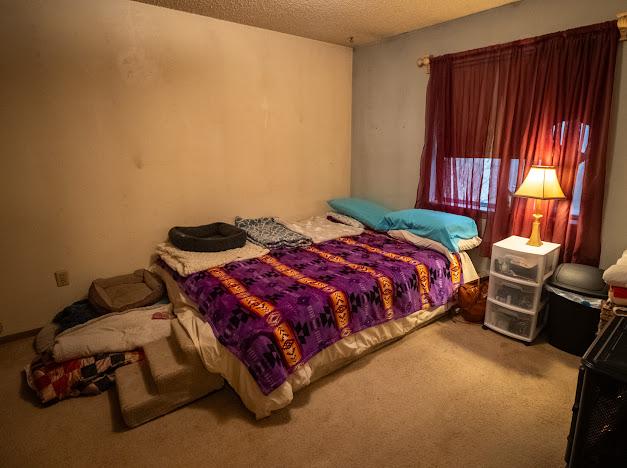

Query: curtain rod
417;12;627;73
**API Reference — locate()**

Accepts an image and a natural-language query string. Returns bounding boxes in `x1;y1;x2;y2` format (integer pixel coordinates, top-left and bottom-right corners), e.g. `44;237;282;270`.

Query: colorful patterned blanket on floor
25;350;144;404
172;231;461;395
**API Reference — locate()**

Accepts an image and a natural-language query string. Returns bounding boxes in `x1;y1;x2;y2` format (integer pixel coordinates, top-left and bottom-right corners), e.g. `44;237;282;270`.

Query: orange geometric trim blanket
207;267;302;368
304;245;395;319
258;255;352;336
337;237;432;308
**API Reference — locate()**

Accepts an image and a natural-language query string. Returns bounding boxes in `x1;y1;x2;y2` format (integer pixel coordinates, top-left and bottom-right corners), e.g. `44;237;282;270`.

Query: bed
155;230;466;418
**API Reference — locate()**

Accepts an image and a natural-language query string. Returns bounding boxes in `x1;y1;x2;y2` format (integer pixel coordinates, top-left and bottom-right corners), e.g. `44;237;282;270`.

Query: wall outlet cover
55;270;69;287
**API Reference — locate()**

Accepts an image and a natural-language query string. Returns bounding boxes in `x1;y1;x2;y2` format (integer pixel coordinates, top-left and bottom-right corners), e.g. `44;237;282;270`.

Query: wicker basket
458;276;490;323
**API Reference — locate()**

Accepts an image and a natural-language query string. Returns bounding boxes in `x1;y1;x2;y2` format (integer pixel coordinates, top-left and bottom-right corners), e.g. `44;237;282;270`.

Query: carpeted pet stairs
115;319;224;427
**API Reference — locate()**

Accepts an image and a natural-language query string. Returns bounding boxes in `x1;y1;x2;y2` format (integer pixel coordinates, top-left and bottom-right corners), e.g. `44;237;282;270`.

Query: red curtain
416;21;619;265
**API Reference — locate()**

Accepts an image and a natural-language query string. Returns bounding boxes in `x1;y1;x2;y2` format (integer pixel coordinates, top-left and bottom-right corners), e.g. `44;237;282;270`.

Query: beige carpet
0;316;580;468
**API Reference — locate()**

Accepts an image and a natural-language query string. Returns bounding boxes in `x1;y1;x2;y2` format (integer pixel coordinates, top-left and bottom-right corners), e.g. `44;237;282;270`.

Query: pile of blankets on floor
155;214;364;277
26;270;173;405
603;250;627;308
27;350;144;403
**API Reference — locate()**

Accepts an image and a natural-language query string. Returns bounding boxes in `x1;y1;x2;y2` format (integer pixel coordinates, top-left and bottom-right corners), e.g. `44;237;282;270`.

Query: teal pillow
327;198;391;230
380;209;478;252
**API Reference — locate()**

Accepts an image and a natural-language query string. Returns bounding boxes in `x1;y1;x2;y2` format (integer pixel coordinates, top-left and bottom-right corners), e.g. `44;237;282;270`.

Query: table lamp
514;165;566;247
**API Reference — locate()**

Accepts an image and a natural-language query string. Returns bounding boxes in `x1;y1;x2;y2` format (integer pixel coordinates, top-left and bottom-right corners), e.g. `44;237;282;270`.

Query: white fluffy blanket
156;241;269;276
603;250;627;287
52;303;174;362
280;216;363;244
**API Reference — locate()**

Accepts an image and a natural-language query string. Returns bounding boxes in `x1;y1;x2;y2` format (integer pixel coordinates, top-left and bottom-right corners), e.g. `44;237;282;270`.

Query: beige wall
0;0;352;335
352;0;626;269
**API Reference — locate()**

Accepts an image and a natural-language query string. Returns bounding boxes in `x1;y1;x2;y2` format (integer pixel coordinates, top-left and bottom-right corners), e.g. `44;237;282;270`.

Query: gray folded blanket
235;216;312;249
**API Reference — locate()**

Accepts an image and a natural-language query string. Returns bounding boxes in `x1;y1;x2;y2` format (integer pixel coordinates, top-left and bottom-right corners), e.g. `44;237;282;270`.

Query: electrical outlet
55;270;69;287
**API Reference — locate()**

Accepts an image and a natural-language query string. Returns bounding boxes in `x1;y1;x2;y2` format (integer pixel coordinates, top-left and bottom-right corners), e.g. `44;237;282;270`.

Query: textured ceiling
134;0;519;46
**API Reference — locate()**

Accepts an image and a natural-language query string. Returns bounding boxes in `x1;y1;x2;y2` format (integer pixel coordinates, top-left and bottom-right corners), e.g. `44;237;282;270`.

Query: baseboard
0;327;40;345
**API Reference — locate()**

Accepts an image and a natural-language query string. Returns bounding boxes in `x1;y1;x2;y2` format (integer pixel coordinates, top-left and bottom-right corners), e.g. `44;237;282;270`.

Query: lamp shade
514;165;566;200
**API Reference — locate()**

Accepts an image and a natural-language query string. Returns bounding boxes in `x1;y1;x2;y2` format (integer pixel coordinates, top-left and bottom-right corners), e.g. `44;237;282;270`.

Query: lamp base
527;213;543;247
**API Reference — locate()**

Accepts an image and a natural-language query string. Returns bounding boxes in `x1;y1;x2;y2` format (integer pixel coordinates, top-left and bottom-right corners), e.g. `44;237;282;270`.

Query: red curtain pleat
416;21;619;265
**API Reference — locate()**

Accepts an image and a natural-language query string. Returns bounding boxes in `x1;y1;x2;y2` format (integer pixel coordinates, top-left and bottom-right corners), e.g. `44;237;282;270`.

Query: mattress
154;231;464;417
157;265;451;418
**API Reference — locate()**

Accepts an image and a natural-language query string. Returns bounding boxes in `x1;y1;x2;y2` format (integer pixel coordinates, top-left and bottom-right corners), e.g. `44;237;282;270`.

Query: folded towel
611;286;627;299
610;288;627;307
279;216;363;244
603;264;627;288
235;216;312;249
156;241;268;276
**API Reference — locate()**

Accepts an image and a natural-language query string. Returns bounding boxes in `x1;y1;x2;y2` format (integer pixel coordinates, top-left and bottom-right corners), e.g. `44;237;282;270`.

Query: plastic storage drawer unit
485;236;560;343
488;275;542;312
485;300;533;338
491;239;559;285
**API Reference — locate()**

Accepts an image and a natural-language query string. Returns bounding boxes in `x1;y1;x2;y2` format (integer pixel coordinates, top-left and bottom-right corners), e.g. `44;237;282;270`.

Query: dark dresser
565;315;627;467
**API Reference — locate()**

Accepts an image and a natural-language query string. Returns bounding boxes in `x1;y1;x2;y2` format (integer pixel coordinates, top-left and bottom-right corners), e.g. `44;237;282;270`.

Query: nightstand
483;235;560;343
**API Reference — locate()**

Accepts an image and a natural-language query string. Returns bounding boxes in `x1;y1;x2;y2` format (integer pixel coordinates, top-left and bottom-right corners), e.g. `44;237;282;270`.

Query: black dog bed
168;222;247;252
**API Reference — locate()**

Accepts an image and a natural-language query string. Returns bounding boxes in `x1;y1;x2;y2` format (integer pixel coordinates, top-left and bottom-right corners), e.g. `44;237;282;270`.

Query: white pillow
458;236;482;251
387;230;453;259
326;211;365;228
387;230;482;259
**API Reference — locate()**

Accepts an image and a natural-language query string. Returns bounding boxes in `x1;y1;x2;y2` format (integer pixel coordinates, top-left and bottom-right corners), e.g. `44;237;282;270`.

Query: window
429;156;519;213
570;161;585;217
553;121;590;219
430;122;590;216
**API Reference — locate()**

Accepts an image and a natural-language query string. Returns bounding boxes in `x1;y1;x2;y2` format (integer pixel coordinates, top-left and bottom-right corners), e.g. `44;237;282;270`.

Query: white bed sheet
459;251;480;283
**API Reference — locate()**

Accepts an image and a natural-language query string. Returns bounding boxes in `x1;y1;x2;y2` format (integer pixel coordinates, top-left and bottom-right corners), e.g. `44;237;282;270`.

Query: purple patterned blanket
173;231;461;395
